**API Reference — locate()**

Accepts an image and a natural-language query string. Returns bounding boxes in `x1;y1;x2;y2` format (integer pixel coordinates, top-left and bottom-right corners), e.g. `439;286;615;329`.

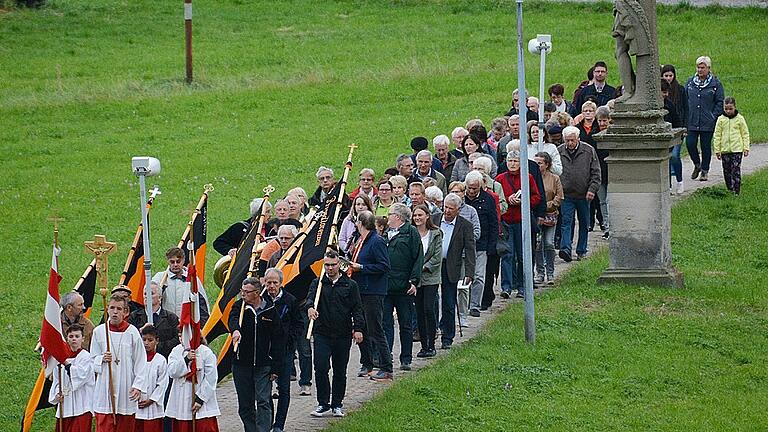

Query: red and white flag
179;256;202;380
40;244;73;375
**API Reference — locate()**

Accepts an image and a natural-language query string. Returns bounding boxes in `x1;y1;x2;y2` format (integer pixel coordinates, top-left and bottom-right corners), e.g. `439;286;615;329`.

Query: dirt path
216;145;768;432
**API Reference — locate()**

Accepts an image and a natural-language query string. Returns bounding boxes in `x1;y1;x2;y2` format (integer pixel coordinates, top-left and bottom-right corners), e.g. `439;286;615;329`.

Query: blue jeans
669;143;683;182
439;263;458;345
232;364;273;432
383;294;414;365
500;222;523;294
313;334;352;409
535;224;556;278
686;130;714;172
295;312;312;387
560;198;590;255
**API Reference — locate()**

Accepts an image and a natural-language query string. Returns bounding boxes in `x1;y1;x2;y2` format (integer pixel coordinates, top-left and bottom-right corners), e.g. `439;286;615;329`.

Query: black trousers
482;254;499;308
415;284;438;351
313;334;352;409
359;294;392;373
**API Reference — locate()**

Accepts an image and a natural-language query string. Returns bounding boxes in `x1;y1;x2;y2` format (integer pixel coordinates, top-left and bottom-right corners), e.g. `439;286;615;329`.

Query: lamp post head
528;34;552;55
132;157;161;177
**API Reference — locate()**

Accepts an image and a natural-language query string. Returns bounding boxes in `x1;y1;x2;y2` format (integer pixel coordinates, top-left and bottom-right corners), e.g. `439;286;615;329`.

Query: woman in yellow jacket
714;97;750;195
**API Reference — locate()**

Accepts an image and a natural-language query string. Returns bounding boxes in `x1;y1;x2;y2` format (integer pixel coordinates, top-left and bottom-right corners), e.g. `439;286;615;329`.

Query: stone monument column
596;0;684;287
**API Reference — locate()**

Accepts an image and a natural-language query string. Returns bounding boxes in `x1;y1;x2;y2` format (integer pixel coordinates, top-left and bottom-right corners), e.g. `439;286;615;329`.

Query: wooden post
184;0;193;83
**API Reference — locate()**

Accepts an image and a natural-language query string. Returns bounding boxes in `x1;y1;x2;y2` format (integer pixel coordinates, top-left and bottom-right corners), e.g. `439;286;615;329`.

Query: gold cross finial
263;185;275;196
204;183;214;194
84;235;117;295
47;214;65;248
348;143;358;151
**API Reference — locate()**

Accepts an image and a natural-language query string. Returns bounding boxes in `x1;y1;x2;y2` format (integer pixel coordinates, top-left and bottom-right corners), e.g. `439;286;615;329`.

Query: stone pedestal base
595;104;685;289
598;267;684;288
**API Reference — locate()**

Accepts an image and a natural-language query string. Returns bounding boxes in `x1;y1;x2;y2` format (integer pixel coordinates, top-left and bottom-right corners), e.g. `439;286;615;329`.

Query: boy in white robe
49;324;95;432
135;325;168;432
166;339;220;432
91;293;148;432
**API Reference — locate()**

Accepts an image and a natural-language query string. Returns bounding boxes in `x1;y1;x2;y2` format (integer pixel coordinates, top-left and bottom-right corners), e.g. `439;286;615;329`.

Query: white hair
696;55;712;68
562;126;581;139
527;96;539;105
388;203;412;222
464;170;484;186
433;134;450;147
264;267;284;284
277;224;298;237
316;166;333;179
250;198;272;218
416;149;433;160
60;291;83;308
506;139;521;154
444;193;463;208
451;127;468;139
287;187;307;202
359;168;375;178
472;155;492;173
425;186;443;202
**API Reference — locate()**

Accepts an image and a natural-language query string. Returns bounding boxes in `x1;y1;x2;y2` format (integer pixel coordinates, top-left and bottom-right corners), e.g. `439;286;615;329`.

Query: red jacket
495;171;541;224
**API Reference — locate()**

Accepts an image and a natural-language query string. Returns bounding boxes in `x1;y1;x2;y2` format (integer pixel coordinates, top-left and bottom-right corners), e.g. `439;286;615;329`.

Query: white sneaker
299;385;312;396
332;407;345;417
311;405;330;417
675;181;684;195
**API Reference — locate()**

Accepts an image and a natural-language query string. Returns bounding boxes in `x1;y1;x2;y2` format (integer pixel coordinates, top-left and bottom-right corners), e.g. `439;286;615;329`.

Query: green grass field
2;0;767;430
330;172;768;431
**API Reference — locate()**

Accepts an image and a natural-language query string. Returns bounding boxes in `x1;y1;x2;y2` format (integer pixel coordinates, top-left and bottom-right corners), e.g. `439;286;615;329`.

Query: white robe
165;344;220;421
90;323;148;415
48;349;95;418
136;353;168;420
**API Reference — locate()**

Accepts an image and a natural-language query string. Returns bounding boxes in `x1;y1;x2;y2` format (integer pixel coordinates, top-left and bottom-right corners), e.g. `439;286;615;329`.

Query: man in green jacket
383;203;424;371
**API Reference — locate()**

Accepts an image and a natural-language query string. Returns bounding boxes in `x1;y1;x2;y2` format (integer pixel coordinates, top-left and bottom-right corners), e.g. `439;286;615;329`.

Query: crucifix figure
84;235;118;293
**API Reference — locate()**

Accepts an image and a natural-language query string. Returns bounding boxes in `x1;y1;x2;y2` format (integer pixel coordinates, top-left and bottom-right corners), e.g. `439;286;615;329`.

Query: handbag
541;212;558;227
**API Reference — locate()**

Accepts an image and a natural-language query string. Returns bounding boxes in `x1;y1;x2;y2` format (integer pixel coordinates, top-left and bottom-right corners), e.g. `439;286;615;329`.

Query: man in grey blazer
432;193;476;349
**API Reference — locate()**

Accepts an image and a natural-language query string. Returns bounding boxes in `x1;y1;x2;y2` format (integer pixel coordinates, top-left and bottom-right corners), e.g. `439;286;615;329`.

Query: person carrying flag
153;247;210;327
165;331;220;432
48;324;95;432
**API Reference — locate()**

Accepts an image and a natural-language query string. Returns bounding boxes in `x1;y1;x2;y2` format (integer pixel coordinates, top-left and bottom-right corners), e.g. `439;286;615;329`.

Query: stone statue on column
595;0;684;288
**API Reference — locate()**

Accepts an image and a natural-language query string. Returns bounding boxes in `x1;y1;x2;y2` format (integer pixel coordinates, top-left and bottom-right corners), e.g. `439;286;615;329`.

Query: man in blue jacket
348;211;393;381
686;55;725;182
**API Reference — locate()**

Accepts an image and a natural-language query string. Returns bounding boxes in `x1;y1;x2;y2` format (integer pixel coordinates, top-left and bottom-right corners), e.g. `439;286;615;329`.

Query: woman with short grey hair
685;55;725;182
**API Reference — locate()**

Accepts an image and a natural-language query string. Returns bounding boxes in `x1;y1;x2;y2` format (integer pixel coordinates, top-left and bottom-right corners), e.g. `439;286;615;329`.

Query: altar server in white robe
49;323;95;432
91;293;148;432
166;341;220;432
135;325;169;432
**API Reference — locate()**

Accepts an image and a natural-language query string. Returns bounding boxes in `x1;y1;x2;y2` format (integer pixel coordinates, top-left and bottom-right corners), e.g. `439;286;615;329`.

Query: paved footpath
217;145;768;432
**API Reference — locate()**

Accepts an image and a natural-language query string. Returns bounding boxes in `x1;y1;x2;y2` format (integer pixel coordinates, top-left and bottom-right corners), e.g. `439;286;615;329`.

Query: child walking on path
714;96;750;195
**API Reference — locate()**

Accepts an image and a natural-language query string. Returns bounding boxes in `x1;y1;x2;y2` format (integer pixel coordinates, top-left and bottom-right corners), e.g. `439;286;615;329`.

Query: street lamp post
516;0;536;344
131;156;161;324
528;34;552;153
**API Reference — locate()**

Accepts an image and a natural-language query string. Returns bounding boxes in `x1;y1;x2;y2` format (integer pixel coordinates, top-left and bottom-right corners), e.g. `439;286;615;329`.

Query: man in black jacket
570;61;616;117
306;249;365;418
128;281;180;359
264;268;303;432
230;277;285;432
213;198;272;256
432;194;476;349
464;171;498;318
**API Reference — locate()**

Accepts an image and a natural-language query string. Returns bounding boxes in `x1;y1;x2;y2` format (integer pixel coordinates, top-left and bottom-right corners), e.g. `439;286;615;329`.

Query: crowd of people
48;56;751;432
